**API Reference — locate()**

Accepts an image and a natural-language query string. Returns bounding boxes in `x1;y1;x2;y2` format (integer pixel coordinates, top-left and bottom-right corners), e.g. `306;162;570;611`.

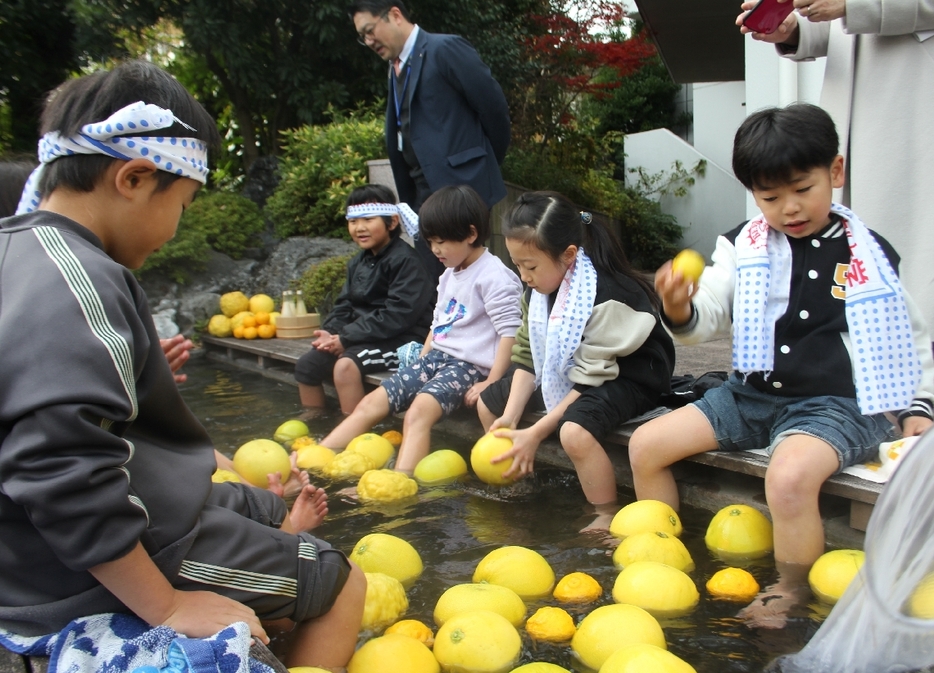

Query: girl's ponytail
579;209;660;311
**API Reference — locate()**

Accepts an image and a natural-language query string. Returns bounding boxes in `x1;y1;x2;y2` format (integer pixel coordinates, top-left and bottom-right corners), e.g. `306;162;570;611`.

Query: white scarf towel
16;102;210;215
345;202;419;239
529;248;598;411
733;202;921;414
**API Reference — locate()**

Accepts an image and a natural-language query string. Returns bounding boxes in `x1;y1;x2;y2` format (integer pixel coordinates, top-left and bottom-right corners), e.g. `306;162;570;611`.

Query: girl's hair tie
580;211;593;225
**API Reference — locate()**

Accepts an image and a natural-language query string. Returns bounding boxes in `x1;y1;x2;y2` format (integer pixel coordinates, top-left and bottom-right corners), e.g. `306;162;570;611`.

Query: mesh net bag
765;429;934;673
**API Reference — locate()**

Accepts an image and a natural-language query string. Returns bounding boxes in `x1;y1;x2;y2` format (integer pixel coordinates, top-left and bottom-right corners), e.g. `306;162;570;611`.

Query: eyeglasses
357;11;389;45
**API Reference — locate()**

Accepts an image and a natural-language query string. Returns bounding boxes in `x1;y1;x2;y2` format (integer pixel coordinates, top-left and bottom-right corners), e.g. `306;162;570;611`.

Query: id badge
397;131;403;152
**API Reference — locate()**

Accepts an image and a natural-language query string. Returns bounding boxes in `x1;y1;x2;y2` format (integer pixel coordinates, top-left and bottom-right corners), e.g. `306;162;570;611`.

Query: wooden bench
200;335;883;532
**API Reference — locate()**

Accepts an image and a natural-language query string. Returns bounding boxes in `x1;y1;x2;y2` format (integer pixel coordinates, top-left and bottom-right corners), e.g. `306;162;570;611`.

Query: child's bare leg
299;383;327;409
332;358;366;415
477;397;497;431
320;387;391;450
628;405;718;509
285;563;366;670
739;434;839;628
395;393;443;473
765;434;839;564
560;422;617;505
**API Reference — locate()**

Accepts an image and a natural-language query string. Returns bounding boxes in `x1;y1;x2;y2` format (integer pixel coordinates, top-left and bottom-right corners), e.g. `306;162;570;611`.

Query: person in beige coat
738;0;934;336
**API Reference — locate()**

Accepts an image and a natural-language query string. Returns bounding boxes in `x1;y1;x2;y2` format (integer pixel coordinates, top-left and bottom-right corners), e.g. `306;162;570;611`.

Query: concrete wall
692;80;746;173
624;128;746;260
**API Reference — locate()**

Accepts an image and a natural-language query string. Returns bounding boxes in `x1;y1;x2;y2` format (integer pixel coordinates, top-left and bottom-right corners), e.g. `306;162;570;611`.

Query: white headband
16;101;210;215
346;201;420;239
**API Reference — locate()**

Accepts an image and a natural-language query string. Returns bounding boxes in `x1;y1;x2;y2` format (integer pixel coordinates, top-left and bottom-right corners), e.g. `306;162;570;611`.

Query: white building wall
692;81;747;173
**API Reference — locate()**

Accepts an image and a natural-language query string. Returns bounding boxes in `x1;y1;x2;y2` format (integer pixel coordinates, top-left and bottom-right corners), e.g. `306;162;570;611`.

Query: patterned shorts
381;349;482;416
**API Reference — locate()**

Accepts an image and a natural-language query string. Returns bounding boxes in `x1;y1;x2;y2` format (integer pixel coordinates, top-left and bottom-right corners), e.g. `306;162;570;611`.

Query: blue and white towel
0;613;275;673
528;248;597;412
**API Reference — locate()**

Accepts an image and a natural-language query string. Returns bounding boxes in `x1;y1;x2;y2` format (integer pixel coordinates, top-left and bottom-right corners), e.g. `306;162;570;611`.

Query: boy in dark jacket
295;184;434;414
0;61;365;669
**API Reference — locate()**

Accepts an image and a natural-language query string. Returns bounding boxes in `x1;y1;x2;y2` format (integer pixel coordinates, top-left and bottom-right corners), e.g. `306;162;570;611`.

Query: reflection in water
179;360;822;672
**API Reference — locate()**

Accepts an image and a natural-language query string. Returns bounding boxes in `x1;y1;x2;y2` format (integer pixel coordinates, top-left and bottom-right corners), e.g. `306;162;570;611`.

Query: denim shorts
693;373;896;471
381;349;482;416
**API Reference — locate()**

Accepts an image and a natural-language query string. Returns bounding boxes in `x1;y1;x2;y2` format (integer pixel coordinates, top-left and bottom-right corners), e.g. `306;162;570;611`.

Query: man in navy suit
350;0;511;276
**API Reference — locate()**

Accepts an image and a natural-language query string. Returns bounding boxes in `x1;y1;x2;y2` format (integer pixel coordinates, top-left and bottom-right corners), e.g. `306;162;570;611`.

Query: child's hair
732;103;839;191
348;0;411;21
0;159;38;218
418;185;489;247
346;183;401;237
38;60;219;197
504;191;659;309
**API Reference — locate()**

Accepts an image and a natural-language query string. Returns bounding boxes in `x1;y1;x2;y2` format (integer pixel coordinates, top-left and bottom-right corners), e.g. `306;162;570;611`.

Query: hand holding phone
742;0;796;34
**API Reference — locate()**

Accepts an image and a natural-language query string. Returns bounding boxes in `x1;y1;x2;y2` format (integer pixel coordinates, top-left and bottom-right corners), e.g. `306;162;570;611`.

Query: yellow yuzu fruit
705;504;774;561
414;449;469;485
473;546;556;599
384;619;435;648
291;436;316;451
211;468;241;484
571;604;666;671
553;572;602;604
434;610;521;673
613;531;694;572
321;451;376;479
248;293;275;314
268;311;280;326
808;549;865;605
230;310;254;330
242;315;257;328
470;433;516;485
232;439;291;487
525;606;576;642
347;633;439;673
600;643;697;673
671;249;706;284
346;433;395;468
253;311;270;325
295;444;336;470
233;325;246;339
612;561;699;618
220;291;249;317
907;572;934;619
510;665;570;673
433;582;526;627
207;314;233;337
361;572;409;631
257;324;276;339
242;326;258;340
350;533;423;586
610;501;683;540
273;419;309;444
381;430;403;447
357;469;418;502
706;567;760;602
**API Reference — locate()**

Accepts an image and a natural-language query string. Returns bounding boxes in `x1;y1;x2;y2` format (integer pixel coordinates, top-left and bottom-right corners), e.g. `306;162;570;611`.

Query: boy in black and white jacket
629;103;933;627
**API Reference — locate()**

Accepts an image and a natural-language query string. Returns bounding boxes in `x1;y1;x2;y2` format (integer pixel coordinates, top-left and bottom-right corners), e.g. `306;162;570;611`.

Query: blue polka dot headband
16;101;210;215
346;201;419;239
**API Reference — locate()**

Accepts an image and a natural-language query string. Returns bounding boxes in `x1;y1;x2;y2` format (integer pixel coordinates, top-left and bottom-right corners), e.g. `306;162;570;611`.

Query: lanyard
391;63;411;151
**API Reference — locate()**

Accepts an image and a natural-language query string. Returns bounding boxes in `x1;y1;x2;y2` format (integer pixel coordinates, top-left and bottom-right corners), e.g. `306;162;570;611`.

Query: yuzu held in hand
470;433;516;485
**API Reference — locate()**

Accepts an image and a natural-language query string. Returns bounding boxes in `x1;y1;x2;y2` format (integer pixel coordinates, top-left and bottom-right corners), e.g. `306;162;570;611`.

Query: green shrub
266;108;384;239
296;254;354;319
138;190;265;283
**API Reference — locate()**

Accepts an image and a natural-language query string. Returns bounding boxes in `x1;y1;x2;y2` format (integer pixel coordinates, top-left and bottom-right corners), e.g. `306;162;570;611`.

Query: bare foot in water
267;453;309;499
289;484;329;532
579;502;620;536
738;579;811;629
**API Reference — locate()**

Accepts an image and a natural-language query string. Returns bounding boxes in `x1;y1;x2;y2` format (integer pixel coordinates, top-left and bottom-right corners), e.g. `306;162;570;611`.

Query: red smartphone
742;0;795;34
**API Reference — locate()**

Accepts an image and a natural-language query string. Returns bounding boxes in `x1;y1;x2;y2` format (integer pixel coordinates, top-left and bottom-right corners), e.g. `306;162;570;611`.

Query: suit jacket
386;29;511;209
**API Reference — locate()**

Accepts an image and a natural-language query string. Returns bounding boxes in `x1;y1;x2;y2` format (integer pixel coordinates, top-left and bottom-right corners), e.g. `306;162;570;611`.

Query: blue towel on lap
0;613;275;673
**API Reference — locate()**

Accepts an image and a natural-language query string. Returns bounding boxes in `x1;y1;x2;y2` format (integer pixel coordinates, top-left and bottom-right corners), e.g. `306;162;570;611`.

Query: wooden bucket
276;314;320;339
